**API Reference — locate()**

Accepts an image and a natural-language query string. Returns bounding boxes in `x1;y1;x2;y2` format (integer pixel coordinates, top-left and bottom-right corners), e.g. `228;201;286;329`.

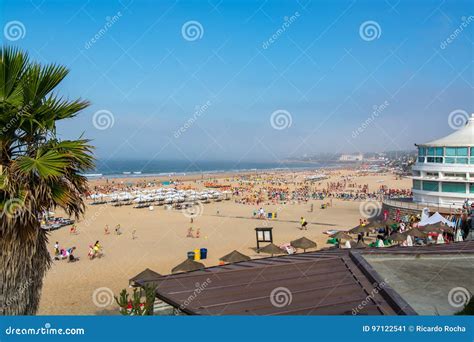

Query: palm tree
0;47;94;315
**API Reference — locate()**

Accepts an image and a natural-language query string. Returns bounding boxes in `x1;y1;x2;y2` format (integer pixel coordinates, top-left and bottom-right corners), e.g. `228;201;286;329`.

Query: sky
1;0;473;162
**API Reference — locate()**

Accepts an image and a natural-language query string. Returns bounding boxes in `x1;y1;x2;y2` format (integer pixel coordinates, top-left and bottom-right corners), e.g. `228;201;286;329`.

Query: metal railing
382;198;461;214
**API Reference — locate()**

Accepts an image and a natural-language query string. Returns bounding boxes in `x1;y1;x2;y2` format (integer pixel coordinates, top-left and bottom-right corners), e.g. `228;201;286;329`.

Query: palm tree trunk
0;224;51;315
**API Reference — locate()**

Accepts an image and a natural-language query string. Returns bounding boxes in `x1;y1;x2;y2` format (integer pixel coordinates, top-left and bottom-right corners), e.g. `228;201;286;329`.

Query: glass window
418;157;425;163
456;158;468;164
457;147;468;156
445;147;456;156
435;147;443;156
470;184;474;193
413;180;421;190
442;182;466;193
445;157;455;164
422;181;439;192
471;147;474;156
418;147;426;156
470;158;474;164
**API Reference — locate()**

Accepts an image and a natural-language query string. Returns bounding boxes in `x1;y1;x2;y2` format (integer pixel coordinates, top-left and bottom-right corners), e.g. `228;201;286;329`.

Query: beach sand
37;169;411;315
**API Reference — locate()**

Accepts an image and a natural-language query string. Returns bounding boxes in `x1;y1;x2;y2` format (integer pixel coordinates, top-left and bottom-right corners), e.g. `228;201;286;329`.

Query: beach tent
290;237;317;252
171;259;205;273
129;268;162;287
436;234;445;244
344;240;352;249
418;212;455;227
219;250;251;263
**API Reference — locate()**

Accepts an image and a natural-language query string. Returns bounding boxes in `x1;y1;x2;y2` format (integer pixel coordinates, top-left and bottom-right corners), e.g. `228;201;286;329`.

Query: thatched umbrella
349;225;372;234
129;268;162;287
389;232;408;242
219;250;251;263
331;231;353;241
354;240;369;249
363;220;386;229
422;223;454;234
258;243;284;256
405;228;428;238
290;237;317;252
171;259;205;273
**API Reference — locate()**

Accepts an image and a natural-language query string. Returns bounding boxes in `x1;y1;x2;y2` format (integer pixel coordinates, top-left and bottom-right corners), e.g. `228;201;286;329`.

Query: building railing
382;198;461;214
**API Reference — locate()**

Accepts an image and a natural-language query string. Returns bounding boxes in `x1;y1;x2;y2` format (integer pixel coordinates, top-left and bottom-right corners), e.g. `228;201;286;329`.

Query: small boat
133;171;142;175
123;171;131;175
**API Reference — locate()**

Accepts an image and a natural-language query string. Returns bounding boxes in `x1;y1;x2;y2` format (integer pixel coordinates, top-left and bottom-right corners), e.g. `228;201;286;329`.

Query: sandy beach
38;168;411;315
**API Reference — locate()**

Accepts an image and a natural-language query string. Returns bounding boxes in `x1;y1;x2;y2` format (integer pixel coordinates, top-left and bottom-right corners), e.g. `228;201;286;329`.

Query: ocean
83;160;339;178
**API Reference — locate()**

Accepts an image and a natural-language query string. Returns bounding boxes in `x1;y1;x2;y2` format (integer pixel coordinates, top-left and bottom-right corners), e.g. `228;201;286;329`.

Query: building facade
412;114;474;208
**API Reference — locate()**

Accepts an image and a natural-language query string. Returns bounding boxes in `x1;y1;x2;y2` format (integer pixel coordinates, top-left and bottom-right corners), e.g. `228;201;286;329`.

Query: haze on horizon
5;0;473;162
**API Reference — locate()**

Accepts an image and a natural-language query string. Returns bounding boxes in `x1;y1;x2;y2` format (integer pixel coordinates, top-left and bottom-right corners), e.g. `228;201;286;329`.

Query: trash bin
200;248;208;260
187;251;195;260
194;248;201;261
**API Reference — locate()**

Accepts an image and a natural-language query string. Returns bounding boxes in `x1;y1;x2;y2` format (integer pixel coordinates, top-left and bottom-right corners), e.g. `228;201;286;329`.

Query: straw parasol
331;231;353;241
259;243;284;256
354;240;369;249
389;232;407;242
349;225;372;234
219;250;251;263
363;220;386;229
171;259;205;273
405;227;428;238
290;237;317;252
421;223;454;234
129;268;162;287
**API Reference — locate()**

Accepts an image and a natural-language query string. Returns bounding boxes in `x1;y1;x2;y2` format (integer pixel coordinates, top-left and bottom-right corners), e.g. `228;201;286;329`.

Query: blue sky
2;0;473;161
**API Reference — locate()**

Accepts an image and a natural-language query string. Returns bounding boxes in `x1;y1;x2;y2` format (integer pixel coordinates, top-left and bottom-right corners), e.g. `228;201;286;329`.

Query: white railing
382;198;461;214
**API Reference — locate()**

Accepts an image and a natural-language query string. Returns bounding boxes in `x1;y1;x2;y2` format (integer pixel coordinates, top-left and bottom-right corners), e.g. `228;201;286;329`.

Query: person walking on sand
115;224;122;235
54;241;60;256
196;228;200;238
132;229;137;240
104;224;110;235
300;217;308;230
187;227;194;238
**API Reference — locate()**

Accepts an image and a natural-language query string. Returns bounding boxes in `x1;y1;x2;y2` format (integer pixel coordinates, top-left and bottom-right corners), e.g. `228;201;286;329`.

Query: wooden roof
137;241;474;315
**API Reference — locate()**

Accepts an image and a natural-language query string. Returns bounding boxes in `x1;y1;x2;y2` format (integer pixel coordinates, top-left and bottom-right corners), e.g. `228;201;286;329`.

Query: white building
339;153;363;161
412;114;474;208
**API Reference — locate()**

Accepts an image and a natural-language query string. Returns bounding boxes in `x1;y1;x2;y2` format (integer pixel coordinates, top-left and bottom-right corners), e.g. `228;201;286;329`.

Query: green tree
0;47;94;314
